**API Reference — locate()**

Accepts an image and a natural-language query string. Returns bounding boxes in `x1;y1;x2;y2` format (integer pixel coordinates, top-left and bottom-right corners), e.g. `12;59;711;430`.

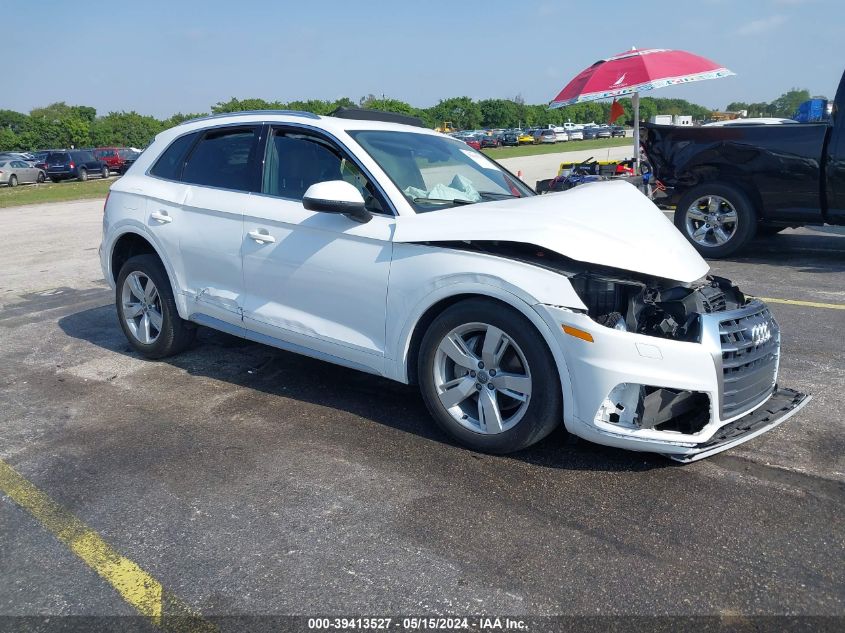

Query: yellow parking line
757;297;845;310
0;459;216;632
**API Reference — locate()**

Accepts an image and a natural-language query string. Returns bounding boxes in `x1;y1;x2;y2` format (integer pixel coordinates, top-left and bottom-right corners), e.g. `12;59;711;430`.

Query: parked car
464;135;482;150
0;159;46;186
611;126;626;138
117;148;141;173
582;127;599;140
100;109;808;462
517;130;534;145
480;134;500;149
500;132;519;147
554;129;569;142
596;127;612;139
45;150;110;182
536;129;557;144
94;147;129;173
567;129;584;141
643;69;845;257
0;152;35;163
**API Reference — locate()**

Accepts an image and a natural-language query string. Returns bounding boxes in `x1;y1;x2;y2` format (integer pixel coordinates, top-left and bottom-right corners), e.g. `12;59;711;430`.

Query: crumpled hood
394;180;709;283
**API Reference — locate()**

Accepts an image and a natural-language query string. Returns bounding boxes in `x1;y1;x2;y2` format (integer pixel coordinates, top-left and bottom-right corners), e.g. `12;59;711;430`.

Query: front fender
384;243;579;423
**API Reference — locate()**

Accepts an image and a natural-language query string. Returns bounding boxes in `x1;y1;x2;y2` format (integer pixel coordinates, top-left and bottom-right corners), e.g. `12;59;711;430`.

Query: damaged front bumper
668;388;810;462
536;302;809;461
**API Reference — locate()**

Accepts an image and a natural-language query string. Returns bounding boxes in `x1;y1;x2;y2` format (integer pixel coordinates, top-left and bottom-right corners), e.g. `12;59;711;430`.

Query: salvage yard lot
0;178;113;208
0;200;843;623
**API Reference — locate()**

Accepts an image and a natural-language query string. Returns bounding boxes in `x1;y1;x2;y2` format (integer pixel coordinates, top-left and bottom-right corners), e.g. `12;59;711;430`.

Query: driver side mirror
302;180;372;224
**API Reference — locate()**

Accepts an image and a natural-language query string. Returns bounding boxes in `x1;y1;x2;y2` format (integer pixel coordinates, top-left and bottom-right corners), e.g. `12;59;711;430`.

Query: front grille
718;306;779;418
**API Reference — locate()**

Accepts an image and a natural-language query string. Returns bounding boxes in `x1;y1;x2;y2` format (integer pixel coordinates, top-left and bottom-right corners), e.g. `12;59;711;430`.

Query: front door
241;126;393;374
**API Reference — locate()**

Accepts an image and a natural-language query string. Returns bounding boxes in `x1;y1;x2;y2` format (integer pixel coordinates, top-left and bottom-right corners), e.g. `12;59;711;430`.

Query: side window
182;127;260;192
263;129;386;214
149;132;197;180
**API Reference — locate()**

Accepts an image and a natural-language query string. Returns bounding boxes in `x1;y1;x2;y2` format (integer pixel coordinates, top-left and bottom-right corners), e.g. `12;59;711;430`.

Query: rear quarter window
149;132;199;181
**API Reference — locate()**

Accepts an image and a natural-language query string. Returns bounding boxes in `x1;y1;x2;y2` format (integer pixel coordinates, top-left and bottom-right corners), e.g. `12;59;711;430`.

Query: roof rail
180;110;321;125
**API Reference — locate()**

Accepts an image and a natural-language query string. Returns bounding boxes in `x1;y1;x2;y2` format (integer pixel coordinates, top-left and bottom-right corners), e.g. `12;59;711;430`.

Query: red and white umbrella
549;48;734;172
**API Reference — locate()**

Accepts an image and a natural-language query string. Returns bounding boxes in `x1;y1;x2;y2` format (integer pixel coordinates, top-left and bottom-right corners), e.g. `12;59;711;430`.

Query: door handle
151;211;172;224
248;229;275;244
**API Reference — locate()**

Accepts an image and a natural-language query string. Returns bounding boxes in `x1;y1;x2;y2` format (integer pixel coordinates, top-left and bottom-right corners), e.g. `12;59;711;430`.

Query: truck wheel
418;298;561;454
78;168;88;182
675;183;756;258
101;166;109;179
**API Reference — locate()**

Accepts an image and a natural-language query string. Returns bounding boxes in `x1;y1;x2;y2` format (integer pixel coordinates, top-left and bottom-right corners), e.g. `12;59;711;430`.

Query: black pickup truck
643;71;845;257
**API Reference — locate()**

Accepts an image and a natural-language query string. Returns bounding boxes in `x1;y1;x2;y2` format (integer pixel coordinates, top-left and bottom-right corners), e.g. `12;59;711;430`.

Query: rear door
147;125;262;325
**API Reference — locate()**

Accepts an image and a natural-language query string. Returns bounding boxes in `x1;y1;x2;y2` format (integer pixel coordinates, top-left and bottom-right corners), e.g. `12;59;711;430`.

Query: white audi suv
100;109;809;461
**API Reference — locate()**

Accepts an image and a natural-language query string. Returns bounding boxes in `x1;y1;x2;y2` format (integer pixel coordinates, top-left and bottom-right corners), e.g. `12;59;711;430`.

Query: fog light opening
596;384;711;434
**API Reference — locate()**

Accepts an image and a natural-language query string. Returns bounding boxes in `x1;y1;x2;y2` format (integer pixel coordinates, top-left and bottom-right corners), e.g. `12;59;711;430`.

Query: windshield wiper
477;191;519;199
411;197;476;205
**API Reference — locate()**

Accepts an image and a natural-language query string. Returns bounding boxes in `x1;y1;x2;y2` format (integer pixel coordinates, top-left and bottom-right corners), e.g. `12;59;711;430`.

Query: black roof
330;107;425;128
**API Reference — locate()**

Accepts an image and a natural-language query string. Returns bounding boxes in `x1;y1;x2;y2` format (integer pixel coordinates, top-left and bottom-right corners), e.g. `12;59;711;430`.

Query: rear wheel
36;171;45;183
78;167;88;182
101;166;109;179
116;255;195;359
8;175;17;187
418;298;561;454
675;183;756;258
50;177;60;183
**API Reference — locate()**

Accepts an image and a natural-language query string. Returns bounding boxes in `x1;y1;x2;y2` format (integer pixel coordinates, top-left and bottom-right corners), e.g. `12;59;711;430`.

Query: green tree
478;99;519;128
0;110;29;134
90;112;162;148
771;88;811;117
429;97;482;130
0;128;19;151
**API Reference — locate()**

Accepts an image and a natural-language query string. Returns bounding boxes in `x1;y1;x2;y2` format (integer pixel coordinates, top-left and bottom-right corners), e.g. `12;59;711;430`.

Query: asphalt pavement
0;197;843;630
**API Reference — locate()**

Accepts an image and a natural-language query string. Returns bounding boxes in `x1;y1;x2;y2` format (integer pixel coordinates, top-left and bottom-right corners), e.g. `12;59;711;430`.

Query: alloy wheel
432;322;532;435
121;271;163;344
685;195;738;247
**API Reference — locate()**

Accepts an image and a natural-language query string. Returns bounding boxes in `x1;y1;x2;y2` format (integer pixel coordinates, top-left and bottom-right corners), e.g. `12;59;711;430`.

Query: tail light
69;162;75;169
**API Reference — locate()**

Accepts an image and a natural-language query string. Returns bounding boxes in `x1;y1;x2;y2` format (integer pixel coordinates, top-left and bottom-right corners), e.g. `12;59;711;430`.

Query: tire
418;298;561;454
50;177;60;183
101;166;109;179
77;168;88;182
8;175;17;187
36;172;45;184
674;183;757;258
116;255;195;359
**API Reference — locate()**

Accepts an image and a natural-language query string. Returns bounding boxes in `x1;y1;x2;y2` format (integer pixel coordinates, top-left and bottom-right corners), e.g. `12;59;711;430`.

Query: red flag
608;98;625;124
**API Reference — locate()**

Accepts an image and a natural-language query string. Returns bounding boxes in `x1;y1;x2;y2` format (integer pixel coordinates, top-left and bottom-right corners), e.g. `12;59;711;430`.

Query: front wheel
101;166;109;179
116;255;195;359
674;183;756;258
37;171;45;183
78;168;88;182
8;175;17;187
418;298;561;454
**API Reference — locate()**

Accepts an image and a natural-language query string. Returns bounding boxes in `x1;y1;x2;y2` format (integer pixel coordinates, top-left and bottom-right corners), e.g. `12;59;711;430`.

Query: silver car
0;159;46;186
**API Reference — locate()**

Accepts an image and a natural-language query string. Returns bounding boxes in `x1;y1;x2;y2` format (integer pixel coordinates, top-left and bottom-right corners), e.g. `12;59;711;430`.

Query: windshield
348;130;533;212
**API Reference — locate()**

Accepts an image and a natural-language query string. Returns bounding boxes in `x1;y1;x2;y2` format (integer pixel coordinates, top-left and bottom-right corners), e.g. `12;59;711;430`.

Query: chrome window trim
143;121;397;217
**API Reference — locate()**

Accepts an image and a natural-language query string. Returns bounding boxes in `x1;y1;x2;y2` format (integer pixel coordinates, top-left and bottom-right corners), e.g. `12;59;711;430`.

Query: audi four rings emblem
751;321;772;346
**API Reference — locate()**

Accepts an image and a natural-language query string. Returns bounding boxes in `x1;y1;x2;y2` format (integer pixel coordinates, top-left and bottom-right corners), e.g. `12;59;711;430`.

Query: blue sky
5;0;842;117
